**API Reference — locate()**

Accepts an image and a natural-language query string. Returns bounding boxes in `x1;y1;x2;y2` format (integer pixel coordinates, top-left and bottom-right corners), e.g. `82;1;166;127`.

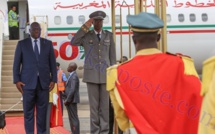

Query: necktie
34;40;39;61
97;33;100;41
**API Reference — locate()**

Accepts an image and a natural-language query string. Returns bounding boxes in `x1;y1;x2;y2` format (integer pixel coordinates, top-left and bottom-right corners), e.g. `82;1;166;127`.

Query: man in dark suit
13;22;57;134
71;10;116;134
63;62;80;134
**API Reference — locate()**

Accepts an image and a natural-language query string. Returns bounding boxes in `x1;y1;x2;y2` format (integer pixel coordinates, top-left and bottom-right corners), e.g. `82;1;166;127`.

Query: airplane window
189;14;196;22
79;15;85;24
67;16;73;25
166;14;171;22
104;15;109;24
178;14;184;22
202;13;208;22
54;16;61;25
115;15;120;24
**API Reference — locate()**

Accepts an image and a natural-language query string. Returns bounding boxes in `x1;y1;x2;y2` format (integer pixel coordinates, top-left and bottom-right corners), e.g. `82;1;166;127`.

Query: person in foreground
106;12;202;134
13;22;57;134
71;10;116;133
198;56;215;134
63;62;80;134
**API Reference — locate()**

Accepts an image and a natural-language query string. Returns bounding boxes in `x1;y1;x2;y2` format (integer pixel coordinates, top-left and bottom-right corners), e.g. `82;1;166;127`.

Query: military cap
127;12;164;32
89;11;106;20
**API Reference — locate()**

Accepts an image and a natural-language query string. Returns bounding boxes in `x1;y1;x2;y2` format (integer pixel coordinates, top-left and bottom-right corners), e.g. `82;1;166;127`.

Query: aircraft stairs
0;40;23;112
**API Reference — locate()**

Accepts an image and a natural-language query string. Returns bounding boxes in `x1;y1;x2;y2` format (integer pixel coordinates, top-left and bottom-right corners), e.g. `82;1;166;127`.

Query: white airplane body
1;0;215;76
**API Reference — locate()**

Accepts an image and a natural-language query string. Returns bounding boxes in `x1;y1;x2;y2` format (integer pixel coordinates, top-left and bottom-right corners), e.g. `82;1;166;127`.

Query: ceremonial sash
116;53;202;134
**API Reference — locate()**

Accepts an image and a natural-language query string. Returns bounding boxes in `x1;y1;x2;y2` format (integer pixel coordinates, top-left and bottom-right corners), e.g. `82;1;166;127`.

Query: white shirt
94;30;102;39
66;71;75;85
31;37;40;54
68;71;74;80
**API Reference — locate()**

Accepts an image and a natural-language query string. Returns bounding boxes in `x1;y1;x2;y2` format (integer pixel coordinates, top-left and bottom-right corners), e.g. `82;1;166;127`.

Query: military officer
107;12;202;134
71;10;116;134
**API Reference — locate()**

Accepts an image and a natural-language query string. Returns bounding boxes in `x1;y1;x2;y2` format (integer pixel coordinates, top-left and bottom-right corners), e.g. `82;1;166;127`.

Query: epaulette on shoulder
166;51;177;56
181;55;198;77
166;52;198;76
203;56;215;65
105;30;112;34
166;52;191;59
175;53;191;58
201;56;215;95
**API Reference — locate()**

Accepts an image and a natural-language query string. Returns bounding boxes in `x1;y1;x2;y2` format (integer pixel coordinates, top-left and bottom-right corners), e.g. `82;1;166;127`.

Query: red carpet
0;117;70;134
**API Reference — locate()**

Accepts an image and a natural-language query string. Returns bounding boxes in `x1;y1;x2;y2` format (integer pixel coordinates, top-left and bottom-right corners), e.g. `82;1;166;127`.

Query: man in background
119;56;128;63
56;62;67;115
8;5;19;40
48;62;66;129
63;62;80;134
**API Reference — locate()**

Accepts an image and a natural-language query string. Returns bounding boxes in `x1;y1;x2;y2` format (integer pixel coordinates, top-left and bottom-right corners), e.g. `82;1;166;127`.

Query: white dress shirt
31;37;40;54
66;71;75;85
94;30;102;39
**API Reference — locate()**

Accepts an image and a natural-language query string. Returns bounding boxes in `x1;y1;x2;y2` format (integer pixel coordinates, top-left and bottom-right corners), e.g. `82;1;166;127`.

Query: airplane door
8;0;28;40
32;16;48;38
18;1;28;40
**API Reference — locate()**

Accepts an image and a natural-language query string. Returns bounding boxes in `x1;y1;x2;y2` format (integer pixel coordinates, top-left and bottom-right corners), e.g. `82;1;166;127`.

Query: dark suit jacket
64;71;80;103
13;37;57;90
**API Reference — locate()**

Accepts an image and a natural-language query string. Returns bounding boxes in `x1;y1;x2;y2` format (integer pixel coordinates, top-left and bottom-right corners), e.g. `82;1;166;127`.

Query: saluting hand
85;18;93;28
49;82;55;92
15;81;25;94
